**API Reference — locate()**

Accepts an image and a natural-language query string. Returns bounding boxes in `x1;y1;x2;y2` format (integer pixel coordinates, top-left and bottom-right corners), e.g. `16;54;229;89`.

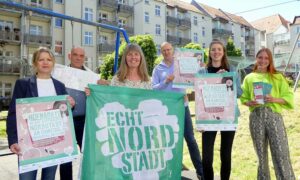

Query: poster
81;85;185;180
173;48;204;88
16;95;79;173
195;72;238;131
52;64;99;91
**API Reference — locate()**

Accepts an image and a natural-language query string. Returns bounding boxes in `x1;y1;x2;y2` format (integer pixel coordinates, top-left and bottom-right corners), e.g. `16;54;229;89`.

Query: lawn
184;89;300;179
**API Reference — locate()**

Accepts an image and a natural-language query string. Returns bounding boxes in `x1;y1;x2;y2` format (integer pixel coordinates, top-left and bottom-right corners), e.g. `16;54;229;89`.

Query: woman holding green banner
200;40;242;180
240;48;295;180
6;47;75;180
88;44;151;90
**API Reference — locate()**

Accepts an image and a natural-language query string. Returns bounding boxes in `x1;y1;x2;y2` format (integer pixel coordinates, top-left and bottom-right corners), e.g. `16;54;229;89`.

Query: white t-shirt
37;78;57;97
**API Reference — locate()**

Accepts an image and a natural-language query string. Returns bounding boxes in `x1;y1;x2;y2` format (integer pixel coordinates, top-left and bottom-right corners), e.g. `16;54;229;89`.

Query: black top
207;66;230;73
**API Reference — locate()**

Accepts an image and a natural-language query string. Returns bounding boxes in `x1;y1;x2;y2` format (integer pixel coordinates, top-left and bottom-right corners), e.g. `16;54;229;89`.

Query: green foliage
182;43;208;62
154;55;163;67
226;38;242;57
100;35;157;79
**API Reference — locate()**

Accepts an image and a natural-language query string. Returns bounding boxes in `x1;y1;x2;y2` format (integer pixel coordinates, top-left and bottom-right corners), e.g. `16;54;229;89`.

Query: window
55;0;63;4
145;0;149;4
99;35;107;44
55;41;63;55
193;32;198;43
156;44;161;54
202;43;206;48
202;27;205;37
55;18;63;28
193;16;197;26
155;24;161;35
0;82;12;98
31;0;42;6
202;16;205;20
84;8;93;21
84;32;93;45
30;25;42;35
118;19;126;27
0;20;13;31
298;41;300;48
118;0;125;4
144;12;149;23
155;5;160;16
297;26;300;34
99;13;108;21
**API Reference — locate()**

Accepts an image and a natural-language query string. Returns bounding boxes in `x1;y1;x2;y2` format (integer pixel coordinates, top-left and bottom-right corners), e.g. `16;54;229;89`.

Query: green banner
81;85;185;180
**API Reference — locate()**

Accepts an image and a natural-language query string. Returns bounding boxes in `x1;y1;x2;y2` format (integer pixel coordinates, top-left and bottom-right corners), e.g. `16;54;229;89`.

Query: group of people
6;39;295;180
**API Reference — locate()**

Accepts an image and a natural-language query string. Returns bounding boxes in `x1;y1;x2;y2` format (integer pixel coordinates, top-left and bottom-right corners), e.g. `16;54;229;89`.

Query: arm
151;67;169;90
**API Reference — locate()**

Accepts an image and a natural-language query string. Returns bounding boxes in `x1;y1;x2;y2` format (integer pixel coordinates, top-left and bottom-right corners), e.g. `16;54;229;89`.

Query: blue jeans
19;165;57;180
184;106;204;178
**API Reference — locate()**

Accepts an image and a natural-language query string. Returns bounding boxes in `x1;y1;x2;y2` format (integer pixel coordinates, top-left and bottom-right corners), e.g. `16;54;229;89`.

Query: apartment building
192;0;256;57
0;0;99;102
165;0;212;49
251;14;291;57
290;16;300;63
98;0;134;61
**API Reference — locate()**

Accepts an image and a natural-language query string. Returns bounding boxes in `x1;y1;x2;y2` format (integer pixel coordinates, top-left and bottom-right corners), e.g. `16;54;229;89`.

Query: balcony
97;42;115;53
178;18;191;30
179;37;191;46
98;19;118;32
167;35;180;45
245;49;255;57
166;16;178;27
212;28;232;36
24;34;52;46
118;3;133;17
28;1;51;10
99;0;117;11
245;36;255;43
0;57;21;75
0;29;21;44
274;39;290;46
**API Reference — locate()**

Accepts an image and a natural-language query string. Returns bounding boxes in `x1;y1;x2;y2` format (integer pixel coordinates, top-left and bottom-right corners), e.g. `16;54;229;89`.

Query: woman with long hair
240;48;295;179
6;47;75;180
110;43;151;89
201;40;242;180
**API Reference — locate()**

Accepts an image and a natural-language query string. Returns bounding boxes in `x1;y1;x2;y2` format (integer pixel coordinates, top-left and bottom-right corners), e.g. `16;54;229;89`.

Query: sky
182;0;300;22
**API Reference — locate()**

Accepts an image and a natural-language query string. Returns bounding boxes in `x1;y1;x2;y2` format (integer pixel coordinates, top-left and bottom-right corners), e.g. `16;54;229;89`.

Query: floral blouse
110;76;152;90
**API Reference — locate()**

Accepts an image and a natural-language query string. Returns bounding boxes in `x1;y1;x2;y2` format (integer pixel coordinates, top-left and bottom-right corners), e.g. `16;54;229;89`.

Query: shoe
182;164;189;171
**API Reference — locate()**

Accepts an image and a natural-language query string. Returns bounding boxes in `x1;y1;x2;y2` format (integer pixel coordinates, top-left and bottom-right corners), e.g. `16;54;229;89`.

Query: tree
226;38;242;57
100;35;157;79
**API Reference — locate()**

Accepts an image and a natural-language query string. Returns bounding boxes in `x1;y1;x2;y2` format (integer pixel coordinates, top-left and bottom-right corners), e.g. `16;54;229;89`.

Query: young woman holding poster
200;40;242;180
6;47;75;180
240;48;295;180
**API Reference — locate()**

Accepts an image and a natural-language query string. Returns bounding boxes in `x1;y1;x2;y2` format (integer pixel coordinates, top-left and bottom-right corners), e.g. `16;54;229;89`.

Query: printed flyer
195;72;238;131
173;48;204;88
16;95;79;173
81;85;185;180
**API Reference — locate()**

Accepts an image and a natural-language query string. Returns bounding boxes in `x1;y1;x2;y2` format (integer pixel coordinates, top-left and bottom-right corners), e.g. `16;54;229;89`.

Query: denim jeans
184;106;204;178
19;165;57;180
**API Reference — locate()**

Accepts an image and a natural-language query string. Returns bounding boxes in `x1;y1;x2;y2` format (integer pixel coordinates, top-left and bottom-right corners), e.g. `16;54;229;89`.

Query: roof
291;16;300;25
165;0;205;15
191;1;252;27
251;14;290;33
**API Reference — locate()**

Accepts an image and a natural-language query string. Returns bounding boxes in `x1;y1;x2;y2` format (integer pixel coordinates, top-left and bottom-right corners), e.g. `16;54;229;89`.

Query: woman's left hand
67;96;75;107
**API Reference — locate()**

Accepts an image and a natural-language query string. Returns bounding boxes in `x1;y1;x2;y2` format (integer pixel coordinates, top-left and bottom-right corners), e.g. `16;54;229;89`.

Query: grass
184;89;300;179
0;91;299;179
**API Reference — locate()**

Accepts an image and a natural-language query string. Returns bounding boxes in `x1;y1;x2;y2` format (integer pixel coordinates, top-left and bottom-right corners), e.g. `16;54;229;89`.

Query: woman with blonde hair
6;47;75;180
240;48;295;180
